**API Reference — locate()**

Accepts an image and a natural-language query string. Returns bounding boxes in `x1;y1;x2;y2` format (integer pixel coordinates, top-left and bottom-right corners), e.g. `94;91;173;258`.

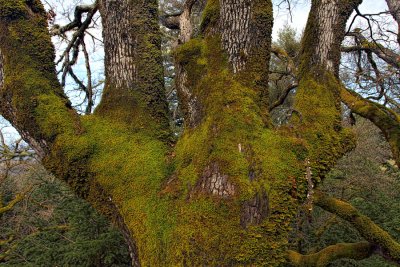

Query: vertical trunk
176;0;272;127
294;0;362;178
96;0;170;137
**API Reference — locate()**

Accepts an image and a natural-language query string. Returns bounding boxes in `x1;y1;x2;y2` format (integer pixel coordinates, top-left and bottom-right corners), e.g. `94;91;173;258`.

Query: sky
0;0;394;143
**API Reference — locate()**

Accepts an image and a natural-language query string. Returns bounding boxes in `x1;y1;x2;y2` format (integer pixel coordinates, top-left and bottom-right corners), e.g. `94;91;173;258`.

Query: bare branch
269;83;297;111
50;1;99;36
343;31;400;70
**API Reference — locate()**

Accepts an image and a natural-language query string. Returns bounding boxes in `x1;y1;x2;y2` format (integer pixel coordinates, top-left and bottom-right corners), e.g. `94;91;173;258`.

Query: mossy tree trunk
1;0;400;266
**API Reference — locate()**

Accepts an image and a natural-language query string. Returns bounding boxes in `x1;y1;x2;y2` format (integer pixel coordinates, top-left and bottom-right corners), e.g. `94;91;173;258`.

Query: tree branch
343;31;400;70
314;190;400;264
50;1;99;36
340;86;400;167
288;242;374;266
269;83;297;111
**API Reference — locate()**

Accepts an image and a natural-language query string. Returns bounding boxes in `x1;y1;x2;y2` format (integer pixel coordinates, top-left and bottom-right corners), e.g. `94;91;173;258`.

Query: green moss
174;39;203;65
293;71;356;178
171;33;306;265
0;0;28;20
200;0;219;32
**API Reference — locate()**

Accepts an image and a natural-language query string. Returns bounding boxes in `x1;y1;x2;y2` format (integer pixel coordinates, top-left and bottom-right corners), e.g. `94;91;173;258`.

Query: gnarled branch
314;190;400;264
343;31;400;70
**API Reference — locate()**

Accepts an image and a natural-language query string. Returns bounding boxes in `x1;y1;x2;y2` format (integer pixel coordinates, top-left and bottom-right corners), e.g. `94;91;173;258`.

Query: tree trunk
96;0;170;137
4;0;399;266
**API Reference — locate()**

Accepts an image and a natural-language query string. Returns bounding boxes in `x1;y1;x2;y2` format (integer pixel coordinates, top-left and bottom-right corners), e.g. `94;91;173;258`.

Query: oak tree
0;0;399;266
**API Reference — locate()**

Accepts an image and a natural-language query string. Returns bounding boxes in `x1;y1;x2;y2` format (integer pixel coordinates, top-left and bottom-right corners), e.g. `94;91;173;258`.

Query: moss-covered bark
0;0;81;157
95;0;171;140
314;191;400;264
2;0;398;266
288;242;374;267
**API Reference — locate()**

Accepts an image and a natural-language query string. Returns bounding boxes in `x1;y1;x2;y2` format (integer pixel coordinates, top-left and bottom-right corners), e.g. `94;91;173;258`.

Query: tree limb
269;83;297;111
287;242;374;267
344;31;400;70
340;86;400;167
314;190;400;264
50;1;99;36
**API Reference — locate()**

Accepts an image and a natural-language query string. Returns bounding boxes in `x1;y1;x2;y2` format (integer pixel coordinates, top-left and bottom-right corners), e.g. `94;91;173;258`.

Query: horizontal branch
314;190;400;264
344;31;400;69
288;242;374;266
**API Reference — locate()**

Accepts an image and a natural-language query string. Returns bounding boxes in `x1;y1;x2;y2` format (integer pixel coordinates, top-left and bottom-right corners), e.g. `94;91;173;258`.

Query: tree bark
96;0;170;136
2;0;399;266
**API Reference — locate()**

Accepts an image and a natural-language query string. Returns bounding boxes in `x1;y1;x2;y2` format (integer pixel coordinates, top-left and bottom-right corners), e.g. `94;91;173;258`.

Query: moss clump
174;38;203;65
293;71;356;178
0;0;28;20
200;0;219;32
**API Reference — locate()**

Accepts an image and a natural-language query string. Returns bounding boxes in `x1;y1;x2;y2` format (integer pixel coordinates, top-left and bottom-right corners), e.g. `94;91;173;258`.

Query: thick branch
288;242;374;267
340;86;400;166
0;0;82;158
314;190;400;264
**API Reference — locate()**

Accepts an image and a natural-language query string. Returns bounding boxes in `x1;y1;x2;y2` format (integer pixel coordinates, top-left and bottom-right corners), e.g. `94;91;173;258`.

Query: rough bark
96;0;170;135
176;0;272;127
299;0;362;76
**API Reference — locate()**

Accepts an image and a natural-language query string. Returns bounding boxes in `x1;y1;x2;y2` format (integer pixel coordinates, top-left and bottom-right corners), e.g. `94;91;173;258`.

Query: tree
0;0;399;266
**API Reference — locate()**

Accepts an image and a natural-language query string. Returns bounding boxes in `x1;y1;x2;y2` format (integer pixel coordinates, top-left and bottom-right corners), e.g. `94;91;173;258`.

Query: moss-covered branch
0;0;82;158
340;86;400;167
314;190;400;264
287;242;374;267
0;187;31;215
